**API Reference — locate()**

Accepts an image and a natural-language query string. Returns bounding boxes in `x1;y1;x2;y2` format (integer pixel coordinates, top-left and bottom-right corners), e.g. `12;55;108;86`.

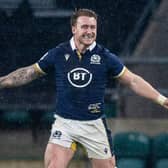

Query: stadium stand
152;133;168;159
155;159;168;168
152;133;168;168
40;111;55;128
114;131;151;158
117;158;145;168
114;131;151;168
1;110;30;129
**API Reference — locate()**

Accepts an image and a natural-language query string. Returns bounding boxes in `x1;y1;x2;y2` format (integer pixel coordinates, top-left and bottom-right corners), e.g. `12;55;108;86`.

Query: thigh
91;155;116;168
44;143;75;168
49;116;76;150
75;118;114;159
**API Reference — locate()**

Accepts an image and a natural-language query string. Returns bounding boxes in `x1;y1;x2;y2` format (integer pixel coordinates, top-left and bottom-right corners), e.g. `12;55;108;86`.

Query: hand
163;98;168;109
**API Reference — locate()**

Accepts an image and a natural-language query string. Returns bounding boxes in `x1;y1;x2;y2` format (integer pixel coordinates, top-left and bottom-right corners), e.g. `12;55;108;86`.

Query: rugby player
0;9;168;168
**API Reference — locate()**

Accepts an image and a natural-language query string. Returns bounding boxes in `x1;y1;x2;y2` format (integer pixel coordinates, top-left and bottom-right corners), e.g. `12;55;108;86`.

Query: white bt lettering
73;72;87;80
67;68;92;88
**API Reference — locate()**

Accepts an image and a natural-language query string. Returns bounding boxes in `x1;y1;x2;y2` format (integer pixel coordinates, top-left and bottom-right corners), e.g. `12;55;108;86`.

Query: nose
86;27;94;34
87;25;94;31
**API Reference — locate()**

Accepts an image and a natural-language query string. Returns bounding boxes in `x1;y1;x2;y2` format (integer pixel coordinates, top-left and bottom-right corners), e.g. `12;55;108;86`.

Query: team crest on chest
90;54;101;64
64;54;70;61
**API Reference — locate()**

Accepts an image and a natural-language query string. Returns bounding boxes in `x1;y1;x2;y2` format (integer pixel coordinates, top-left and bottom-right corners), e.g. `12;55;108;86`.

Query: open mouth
82;34;94;40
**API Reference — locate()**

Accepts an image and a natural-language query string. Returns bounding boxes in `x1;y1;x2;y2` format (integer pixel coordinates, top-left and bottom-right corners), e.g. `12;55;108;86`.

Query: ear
72;26;76;34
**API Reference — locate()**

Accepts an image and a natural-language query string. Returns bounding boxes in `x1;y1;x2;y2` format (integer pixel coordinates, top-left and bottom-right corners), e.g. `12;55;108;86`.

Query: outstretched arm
118;68;168;109
0;64;44;89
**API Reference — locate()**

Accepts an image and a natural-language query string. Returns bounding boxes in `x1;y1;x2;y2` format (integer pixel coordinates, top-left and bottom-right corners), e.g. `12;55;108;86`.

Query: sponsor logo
90;54;101;64
64;54;70;61
52;130;62;139
88;103;101;113
67;68;92;88
104;147;108;154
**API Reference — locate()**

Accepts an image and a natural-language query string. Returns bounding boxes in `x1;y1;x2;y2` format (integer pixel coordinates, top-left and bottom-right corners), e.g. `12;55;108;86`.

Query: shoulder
42;42;70;61
56;41;70;52
48;41;70;54
96;44;119;60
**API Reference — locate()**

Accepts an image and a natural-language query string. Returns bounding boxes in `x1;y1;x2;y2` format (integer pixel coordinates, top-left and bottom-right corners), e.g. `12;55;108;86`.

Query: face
72;16;97;47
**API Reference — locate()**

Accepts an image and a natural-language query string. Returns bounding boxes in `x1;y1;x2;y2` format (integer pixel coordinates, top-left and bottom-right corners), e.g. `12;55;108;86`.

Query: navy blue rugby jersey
35;38;126;120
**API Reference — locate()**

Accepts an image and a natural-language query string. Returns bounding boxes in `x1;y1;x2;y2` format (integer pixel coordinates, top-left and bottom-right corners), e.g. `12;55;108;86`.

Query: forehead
76;16;97;25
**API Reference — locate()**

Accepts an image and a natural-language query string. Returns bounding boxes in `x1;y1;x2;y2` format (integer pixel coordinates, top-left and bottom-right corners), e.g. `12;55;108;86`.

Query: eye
90;25;96;30
81;25;89;29
81;25;96;30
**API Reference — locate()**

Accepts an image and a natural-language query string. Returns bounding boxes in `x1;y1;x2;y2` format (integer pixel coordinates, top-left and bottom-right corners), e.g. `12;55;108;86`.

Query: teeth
83;35;93;39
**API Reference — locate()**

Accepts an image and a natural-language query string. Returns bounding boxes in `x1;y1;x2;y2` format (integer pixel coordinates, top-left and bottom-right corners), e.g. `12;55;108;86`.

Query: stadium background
0;0;168;167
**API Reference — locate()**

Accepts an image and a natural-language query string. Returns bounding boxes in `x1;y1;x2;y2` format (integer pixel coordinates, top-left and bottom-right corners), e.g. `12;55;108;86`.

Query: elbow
6;80;13;88
1;78;13;88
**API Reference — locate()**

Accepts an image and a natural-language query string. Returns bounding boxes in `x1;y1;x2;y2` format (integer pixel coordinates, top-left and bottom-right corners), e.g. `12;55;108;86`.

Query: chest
55;52;107;87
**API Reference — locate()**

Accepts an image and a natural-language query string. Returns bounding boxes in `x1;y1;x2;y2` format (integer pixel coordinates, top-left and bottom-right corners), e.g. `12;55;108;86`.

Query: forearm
129;74;161;102
119;68;168;108
0;64;42;89
129;73;168;107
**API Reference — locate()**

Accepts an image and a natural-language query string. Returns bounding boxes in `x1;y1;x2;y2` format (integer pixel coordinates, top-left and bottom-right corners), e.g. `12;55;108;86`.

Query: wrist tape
156;95;167;106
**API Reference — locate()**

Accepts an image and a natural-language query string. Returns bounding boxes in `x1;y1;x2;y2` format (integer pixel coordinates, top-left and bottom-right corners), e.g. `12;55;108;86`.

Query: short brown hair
70;8;98;27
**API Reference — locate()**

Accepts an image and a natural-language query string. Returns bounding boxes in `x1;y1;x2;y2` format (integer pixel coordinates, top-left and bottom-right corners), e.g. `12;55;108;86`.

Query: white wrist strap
156;95;167;106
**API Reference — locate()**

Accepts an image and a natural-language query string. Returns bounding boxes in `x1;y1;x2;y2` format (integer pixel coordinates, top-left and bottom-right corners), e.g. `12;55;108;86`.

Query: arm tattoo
0;64;43;89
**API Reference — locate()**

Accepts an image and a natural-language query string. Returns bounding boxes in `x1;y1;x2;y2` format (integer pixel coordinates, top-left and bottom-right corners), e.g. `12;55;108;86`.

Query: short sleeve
105;49;126;78
36;49;56;74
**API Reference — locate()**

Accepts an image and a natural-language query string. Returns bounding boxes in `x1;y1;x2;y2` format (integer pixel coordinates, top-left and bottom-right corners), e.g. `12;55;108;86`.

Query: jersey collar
70;37;96;52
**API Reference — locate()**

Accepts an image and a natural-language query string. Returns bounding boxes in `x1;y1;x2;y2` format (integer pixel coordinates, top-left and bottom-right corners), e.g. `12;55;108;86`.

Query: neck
74;38;88;54
77;45;87;54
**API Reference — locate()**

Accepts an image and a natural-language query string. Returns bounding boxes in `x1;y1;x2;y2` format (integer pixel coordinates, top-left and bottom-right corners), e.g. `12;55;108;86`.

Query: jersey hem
34;63;46;75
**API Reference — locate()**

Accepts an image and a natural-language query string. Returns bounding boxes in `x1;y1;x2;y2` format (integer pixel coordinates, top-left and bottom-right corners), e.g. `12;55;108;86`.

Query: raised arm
0;64;44;89
118;68;168;109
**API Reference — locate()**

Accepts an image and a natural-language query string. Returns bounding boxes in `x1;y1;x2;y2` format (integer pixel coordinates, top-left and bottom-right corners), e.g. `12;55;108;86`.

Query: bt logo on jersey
67;68;92;88
73;72;86;80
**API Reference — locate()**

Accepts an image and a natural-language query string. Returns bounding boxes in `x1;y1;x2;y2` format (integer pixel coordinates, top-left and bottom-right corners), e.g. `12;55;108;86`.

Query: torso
38;41;124;120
